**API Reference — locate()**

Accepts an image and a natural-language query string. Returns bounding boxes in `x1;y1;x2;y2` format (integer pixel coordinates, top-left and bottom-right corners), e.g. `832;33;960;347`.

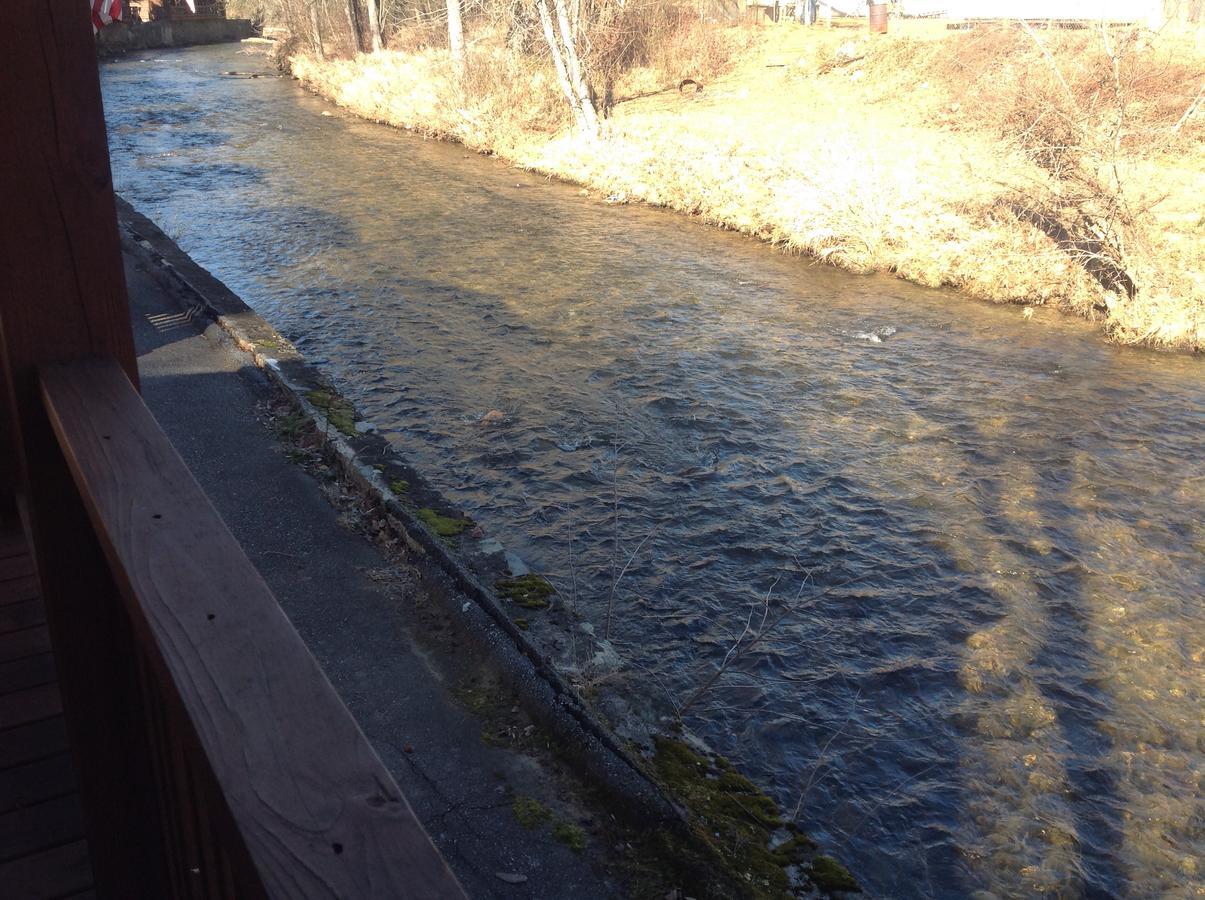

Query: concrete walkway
124;235;622;899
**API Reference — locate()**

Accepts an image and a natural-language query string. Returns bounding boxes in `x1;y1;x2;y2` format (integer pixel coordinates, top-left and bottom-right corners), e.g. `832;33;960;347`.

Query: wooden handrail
38;357;465;899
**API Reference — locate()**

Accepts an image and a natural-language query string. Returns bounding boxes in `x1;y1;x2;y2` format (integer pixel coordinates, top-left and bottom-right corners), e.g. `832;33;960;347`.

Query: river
102;44;1204;898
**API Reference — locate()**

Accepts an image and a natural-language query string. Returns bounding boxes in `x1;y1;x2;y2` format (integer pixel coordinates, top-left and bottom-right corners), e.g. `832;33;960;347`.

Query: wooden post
0;1;170;896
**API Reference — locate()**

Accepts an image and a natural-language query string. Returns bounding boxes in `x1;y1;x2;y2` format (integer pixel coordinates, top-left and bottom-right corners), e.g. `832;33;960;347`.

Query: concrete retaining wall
96;18;255;55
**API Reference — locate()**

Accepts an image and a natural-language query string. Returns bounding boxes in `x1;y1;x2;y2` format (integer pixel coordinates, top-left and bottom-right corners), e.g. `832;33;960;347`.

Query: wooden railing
35;358;465;898
3;6;460;893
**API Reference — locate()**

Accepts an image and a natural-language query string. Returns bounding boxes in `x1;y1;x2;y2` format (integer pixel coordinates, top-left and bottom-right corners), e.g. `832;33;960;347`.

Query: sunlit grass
292;22;1202;349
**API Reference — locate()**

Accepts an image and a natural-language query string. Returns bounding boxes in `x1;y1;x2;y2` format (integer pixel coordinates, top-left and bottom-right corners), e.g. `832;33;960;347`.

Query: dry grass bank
291;21;1204;350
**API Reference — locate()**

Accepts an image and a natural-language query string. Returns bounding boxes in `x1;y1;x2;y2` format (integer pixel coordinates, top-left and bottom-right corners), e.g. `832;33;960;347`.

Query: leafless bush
384;13;451;50
584;3;747;112
864;24;1204;312
637;9;747;84
268;29;303;69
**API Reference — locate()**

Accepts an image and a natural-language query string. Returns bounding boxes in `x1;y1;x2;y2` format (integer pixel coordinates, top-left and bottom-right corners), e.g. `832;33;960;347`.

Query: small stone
495;872;527;884
354;421;376;434
403;744;414;753
504;551;530;577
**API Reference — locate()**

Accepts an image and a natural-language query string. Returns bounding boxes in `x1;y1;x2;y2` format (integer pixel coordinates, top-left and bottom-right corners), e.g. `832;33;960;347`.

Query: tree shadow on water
958;406;1127;897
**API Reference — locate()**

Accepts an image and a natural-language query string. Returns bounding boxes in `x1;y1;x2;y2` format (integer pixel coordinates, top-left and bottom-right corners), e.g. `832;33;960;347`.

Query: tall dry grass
290;21;1204;350
292;32;571;153
855;25;1205;346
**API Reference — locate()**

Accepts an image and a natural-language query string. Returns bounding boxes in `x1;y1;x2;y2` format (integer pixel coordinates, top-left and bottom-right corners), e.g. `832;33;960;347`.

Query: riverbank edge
284;52;1200;355
115;196;677;821
96;18;255;58
116;198;863;895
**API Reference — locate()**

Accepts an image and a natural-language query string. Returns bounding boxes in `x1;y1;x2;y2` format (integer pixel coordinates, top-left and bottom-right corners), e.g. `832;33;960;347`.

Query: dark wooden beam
0;4;162;895
0;0;138;492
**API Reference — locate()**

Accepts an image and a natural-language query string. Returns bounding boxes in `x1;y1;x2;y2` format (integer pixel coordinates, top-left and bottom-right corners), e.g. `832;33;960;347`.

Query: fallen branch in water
677;562;917;721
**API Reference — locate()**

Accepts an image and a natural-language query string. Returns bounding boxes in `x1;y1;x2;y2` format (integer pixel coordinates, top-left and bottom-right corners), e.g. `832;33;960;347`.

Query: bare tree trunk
365;0;383;50
344;0;363;54
551;0;598;135
446;0;464;61
537;0;585;131
309;1;325;58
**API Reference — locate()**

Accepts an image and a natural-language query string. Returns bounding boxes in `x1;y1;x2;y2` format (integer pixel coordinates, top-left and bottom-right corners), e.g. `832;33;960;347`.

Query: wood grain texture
0;0;138;493
40;359;465;899
0;5;154;893
0;599;46;635
0;838;93;900
16;382;166;897
0;653;58;696
0;718;69;770
0;751;78;814
0;577;40;609
0;683;62;731
0;538;36;602
0;553;36;578
0;793;85;862
0;626;52;664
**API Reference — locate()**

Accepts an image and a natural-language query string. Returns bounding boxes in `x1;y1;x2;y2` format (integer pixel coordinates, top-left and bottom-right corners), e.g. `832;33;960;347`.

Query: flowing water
102;44;1204;898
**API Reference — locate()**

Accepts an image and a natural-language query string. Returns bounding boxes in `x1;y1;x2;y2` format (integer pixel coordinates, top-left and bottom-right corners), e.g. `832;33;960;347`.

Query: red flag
92;0;122;32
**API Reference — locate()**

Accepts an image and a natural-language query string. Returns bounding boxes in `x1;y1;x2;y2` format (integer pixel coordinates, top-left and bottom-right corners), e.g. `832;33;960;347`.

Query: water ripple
104;45;1205;899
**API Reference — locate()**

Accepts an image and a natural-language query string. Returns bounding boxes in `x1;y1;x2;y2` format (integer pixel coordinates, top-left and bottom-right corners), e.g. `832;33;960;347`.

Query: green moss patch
417;507;470;537
453;679;504;718
305;389;357;437
495;574;555;609
512;796;553;829
808;856;861;894
389;479;410;495
648;737;857;897
273;409;308;441
551;820;586;852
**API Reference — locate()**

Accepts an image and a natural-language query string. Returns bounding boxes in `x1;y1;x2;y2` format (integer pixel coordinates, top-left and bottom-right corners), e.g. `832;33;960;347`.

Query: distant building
739;0;1200;27
133;0;228;21
899;0;1200;27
